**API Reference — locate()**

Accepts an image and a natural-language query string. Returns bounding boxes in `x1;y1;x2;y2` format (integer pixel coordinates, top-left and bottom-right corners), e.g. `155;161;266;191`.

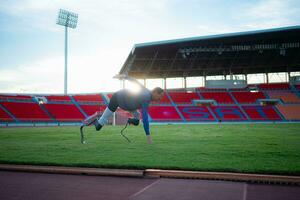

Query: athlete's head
151;87;164;101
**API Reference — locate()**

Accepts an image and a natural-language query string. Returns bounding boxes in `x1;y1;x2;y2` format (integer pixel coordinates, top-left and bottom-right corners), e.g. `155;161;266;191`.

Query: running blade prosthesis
120;118;140;143
120;122;131;143
80;111;102;144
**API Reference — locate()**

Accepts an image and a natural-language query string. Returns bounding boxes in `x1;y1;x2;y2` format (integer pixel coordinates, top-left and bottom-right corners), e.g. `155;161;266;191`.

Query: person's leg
95;93;118;131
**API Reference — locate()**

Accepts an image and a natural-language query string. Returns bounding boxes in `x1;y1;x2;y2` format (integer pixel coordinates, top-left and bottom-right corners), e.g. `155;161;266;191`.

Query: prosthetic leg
80;111;102;144
120;118;140;143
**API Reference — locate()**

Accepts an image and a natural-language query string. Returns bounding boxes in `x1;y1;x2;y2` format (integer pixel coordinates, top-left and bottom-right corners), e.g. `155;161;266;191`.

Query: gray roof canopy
119;26;300;79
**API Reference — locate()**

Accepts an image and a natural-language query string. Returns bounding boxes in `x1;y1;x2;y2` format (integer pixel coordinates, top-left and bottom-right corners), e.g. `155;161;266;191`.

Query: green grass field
0;123;300;175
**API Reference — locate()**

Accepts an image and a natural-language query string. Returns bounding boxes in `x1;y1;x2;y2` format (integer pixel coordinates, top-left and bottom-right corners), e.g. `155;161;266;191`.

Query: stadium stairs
1;83;300;126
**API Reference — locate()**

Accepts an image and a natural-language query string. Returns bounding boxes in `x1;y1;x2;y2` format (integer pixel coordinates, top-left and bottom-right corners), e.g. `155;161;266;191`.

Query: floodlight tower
56;9;78;95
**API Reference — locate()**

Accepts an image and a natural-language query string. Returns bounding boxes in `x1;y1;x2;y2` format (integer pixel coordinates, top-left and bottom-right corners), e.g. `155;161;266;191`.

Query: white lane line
243;183;248;200
130;179;161;198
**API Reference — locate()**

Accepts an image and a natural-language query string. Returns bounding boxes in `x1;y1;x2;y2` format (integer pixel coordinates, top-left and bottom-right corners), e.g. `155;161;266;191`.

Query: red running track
0;171;299;200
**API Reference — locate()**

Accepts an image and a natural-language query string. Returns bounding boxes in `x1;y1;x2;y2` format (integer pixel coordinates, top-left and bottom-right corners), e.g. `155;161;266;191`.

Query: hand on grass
147;135;153;144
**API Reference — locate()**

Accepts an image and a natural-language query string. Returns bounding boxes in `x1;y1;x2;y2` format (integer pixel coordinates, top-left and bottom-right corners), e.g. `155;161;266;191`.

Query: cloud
0;0;171;33
241;0;300;29
0;45;127;94
0;56;64;93
247;0;287;18
0;0;173;93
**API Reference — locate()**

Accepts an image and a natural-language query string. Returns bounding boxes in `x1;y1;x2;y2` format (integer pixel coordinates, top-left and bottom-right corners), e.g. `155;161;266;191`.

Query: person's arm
141;103;152;144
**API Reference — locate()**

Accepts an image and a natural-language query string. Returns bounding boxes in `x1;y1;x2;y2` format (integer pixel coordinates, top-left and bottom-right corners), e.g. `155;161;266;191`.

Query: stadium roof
120;26;300;79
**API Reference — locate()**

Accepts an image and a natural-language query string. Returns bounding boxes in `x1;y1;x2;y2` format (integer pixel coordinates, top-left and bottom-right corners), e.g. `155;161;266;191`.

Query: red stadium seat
107;92;171;104
46;95;71;102
258;83;290;90
43;104;85;121
73;94;104;103
232;91;265;104
0;106;14;121
177;106;215;121
148;106;181;121
168;92;200;104
115;108;134;118
106;93;113;99
201;92;235;104
79;105;106;116
156;93;171;104
266;91;300;103
0;102;51;121
276;105;300;120
210;106;247;121
0;87;296;124
0;95;32;101
242;106;281;121
295;85;300;90
197;87;227;91
167;88;187;92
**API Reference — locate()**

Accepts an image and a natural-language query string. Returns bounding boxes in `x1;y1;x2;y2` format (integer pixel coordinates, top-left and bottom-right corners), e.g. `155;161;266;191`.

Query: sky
0;0;300;94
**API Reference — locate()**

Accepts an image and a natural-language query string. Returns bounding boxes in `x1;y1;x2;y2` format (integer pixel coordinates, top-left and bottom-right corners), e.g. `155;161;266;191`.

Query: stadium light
56;9;78;95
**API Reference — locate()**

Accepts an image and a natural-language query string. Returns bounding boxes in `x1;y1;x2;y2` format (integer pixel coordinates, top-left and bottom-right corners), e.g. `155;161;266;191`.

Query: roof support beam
163;51;179;77
124;54;136;75
145;51;159;75
186;51;199;77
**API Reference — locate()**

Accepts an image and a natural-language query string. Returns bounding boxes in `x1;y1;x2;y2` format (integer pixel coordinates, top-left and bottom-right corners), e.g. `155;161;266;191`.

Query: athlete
93;75;164;144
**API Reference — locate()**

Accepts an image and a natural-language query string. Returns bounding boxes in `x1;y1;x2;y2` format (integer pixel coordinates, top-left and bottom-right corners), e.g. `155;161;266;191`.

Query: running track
0;171;299;200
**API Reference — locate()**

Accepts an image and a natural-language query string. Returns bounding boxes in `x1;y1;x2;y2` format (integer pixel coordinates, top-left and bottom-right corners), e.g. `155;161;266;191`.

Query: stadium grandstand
1;26;300;126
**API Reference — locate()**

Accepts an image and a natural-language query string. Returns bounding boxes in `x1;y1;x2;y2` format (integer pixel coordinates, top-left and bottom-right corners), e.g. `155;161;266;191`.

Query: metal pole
64;26;68;95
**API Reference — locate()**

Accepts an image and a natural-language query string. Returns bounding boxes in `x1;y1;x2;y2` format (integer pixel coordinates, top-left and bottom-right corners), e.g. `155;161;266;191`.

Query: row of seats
0;102;290;122
257;83;290;90
107;91;266;104
266;91;300;103
45;95;71;102
1;83;299;106
165;91;267;104
0;102;51;121
276;105;300;120
201;92;234;104
168;92;199;104
0;106;14;121
0;95;32;100
232;92;266;104
0;82;299;122
197;83;294;91
0;94;106;103
45;94;105;103
0;102;106;122
148;105;282;121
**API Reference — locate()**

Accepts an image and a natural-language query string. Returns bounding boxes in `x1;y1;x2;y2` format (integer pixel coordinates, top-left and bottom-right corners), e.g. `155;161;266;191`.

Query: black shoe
94;120;103;131
128;118;139;126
